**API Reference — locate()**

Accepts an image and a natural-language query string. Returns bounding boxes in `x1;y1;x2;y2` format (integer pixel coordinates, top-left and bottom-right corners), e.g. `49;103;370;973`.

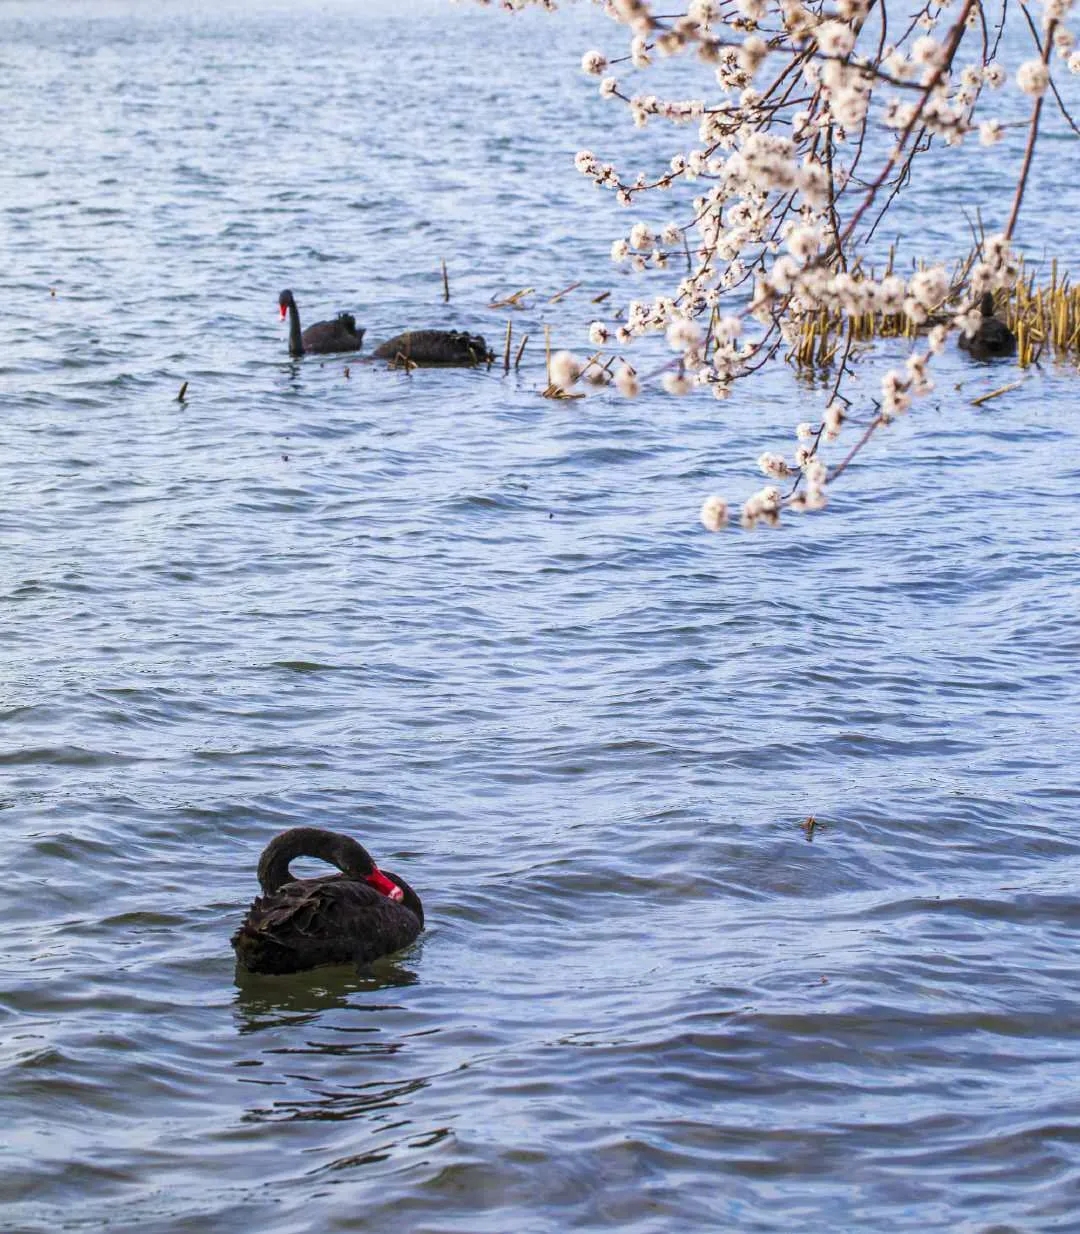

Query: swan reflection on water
240;1068;433;1128
232;955;421;1031
230;963;430;1130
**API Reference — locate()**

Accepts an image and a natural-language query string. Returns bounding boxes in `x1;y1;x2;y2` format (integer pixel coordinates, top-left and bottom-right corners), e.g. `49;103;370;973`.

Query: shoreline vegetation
790;254;1080;370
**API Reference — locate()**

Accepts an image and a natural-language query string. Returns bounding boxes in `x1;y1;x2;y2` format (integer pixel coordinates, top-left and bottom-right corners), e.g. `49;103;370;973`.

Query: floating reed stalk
514;333;528;369
548;281;581;304
441;259;450;303
503;320;513;375
489;287;534;310
971;379;1025;406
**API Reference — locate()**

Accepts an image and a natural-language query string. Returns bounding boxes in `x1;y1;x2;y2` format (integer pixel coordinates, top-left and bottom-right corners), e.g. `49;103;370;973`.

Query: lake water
4;1;1080;1230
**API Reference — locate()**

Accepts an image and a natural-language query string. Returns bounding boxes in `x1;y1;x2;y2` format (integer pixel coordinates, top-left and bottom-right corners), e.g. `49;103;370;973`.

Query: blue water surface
2;2;1080;1230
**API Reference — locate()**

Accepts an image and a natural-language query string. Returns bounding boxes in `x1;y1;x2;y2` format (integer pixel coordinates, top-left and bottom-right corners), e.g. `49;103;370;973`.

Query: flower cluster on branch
475;0;1080;529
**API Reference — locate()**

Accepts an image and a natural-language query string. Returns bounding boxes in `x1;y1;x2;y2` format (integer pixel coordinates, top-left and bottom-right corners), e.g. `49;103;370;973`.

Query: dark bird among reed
958;292;1017;360
232;827;424;975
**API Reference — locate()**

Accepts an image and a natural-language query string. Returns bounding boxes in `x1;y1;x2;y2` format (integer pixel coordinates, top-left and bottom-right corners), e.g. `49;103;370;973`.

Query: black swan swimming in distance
278;289;365;357
958;291;1016;360
277;290;490;365
373;328;492;366
232;827;424;974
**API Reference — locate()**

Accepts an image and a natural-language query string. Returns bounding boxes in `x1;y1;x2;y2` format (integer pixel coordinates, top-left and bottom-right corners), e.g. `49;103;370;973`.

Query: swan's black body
373;328;491;367
232;827;423;975
959;292;1016;360
278;290;365;357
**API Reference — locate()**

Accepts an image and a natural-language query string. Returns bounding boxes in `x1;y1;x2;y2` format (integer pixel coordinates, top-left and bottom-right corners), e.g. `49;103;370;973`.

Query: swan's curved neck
286;300;304;357
257;827;375;893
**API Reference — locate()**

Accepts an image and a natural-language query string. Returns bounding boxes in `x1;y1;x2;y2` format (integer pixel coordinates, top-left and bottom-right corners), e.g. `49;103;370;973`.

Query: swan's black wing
232;876;422;974
301;315;365;355
373;329;490;366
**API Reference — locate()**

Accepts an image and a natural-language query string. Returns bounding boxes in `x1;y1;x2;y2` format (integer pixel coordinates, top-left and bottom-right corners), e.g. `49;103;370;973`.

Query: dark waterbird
278;290;489;365
373;328;492;367
232;827;424;975
278;289;365;357
959;292;1016;360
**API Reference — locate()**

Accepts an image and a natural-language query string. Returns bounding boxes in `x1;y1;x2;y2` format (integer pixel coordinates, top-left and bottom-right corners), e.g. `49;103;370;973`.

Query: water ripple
2;1;1080;1231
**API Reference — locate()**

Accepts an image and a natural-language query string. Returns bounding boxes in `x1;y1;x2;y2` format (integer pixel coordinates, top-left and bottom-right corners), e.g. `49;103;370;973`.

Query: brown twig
1005;18;1055;240
839;0;978;248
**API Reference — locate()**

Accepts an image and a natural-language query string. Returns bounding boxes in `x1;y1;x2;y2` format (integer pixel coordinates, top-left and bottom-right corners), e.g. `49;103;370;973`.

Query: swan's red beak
279;305;287;321
365;866;405;902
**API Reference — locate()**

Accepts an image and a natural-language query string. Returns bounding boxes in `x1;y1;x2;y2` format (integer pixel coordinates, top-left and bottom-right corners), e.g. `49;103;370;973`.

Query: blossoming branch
475;0;1079;529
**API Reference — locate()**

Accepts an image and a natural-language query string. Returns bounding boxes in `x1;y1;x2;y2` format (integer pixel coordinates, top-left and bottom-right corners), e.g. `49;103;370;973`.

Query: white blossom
614;364;640;398
631;35;651;68
909;267;949;310
1016;59;1050;96
662;370;693;395
550;351;583;390
816;20;855;58
758;452;793;479
700;494;729;532
1053;26;1076;55
716;315;742;341
666;317;703;350
979;119;1005;146
912;36;945;68
737;0;767;21
786;225;820;261
741;485;782;528
629;222;654;250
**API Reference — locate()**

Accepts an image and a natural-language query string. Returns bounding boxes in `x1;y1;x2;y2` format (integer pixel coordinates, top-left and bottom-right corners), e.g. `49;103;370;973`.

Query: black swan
373;328;492;367
959;292;1016;360
232;827;424;974
278;290;365;357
